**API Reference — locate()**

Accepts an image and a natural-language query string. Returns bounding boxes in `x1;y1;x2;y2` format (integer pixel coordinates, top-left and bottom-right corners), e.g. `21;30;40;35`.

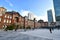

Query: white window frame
10;16;12;19
5;15;7;18
9;20;11;23
4;19;6;23
7;20;8;23
8;16;9;18
0;18;1;22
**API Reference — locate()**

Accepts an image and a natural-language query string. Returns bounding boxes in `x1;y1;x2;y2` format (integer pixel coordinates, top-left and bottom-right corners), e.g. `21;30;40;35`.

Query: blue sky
0;0;54;21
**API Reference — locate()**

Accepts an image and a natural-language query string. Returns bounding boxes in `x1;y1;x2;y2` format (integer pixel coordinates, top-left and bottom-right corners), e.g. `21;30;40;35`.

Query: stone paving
0;29;60;40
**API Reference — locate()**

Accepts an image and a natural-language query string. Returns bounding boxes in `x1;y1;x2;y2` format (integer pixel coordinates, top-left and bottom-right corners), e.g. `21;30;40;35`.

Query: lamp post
34;18;36;29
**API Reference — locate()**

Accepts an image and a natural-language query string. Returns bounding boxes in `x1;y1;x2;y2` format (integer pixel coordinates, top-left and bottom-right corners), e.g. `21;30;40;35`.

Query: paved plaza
0;29;60;40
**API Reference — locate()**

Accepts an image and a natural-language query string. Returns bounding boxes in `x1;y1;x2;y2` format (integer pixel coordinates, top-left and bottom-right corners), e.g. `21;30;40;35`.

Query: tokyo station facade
0;7;48;29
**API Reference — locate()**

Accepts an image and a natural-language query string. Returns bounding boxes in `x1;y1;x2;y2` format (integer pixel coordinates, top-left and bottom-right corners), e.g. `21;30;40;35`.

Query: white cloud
20;10;48;22
34;15;48;22
20;10;30;16
5;0;13;7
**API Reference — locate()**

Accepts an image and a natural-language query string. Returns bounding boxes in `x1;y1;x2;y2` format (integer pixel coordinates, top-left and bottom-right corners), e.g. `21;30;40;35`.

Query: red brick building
0;7;48;29
28;20;34;28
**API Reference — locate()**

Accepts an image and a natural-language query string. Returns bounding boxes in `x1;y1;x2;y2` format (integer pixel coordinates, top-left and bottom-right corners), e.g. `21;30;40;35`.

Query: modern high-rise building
47;9;53;22
53;0;60;22
28;12;34;20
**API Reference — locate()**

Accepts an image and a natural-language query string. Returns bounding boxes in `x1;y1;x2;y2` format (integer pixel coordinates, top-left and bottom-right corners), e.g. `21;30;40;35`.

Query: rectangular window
1;9;2;11
0;13;2;16
9;20;11;23
7;20;8;23
4;19;6;23
0;18;1;22
8;16;9;18
10;16;12;19
5;15;7;18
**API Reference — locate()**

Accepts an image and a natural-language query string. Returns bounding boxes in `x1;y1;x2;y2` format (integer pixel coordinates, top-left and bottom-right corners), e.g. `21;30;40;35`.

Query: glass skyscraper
47;9;53;22
53;0;60;21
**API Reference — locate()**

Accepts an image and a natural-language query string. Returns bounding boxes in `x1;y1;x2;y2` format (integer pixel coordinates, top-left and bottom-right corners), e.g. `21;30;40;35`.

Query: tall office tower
28;12;34;20
53;0;60;22
47;9;53;22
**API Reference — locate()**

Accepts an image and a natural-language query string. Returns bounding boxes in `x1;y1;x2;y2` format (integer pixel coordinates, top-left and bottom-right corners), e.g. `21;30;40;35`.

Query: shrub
20;26;22;29
5;24;15;30
20;25;25;29
26;26;31;29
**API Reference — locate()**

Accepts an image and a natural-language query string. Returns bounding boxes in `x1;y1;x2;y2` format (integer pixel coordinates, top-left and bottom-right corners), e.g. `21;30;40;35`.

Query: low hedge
5;24;15;31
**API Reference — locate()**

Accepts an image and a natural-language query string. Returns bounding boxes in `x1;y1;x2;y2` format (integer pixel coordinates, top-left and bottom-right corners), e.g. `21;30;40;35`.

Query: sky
0;0;55;22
